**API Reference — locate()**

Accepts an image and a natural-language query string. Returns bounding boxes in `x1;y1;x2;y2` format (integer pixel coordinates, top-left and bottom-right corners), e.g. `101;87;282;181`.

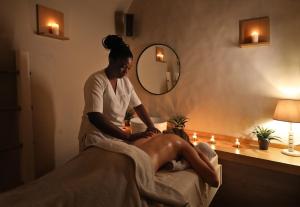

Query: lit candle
47;22;59;36
209;135;216;144
210;144;216;150
235;148;240;154
192;141;198;146
156;52;164;62
192;132;197;140
234;138;240;148
52;23;60;36
47;22;54;34
251;31;259;43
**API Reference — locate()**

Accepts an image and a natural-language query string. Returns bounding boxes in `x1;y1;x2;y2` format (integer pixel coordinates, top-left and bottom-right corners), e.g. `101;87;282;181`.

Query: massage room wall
126;0;300;142
1;0;133;178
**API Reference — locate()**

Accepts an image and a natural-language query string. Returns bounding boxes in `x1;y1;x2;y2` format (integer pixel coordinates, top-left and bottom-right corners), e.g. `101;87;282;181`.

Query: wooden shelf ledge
239;42;270;48
36;32;69;40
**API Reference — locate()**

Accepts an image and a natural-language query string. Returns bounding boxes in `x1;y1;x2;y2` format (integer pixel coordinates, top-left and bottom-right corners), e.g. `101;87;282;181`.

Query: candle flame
235;138;240;148
156;53;164;59
251;31;259;36
47;22;59;28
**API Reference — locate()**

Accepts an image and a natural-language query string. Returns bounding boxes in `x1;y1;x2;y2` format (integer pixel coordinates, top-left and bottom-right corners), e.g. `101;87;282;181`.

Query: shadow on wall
31;76;55;178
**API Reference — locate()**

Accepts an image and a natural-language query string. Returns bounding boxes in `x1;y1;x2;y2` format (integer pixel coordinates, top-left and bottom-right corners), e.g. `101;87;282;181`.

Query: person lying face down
78;35;219;187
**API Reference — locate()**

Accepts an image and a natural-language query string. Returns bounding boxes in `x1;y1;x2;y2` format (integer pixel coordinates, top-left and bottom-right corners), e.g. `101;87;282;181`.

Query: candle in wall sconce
47;22;60;36
156;52;164;62
251;31;259;43
47;23;53;34
156;47;165;62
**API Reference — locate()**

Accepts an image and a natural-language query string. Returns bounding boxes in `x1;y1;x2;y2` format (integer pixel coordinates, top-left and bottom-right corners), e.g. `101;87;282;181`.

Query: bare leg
132;134;219;187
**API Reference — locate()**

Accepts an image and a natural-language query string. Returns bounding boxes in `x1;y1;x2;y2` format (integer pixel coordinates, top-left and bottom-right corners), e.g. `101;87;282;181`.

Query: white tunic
78;70;141;151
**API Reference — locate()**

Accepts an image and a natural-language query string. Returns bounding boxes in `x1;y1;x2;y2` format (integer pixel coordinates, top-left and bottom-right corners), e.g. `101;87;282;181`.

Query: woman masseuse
78;35;219;187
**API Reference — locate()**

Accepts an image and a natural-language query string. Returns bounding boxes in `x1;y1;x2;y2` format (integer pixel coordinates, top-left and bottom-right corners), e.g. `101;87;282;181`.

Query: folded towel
162;142;217;171
196;142;217;160
163;159;190;171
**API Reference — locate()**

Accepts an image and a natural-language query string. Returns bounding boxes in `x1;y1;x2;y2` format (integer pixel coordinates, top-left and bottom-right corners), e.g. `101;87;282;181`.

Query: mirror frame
136;43;181;95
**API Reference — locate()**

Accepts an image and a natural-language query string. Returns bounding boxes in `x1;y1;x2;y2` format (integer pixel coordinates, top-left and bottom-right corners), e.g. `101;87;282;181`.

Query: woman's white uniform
78;70;141;151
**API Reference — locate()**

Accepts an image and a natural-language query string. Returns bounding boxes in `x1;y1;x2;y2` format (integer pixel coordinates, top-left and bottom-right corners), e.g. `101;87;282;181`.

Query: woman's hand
128;131;154;141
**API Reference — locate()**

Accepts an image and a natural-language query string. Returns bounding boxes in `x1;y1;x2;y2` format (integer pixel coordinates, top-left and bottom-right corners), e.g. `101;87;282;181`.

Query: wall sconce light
36;4;69;40
156;47;165;62
239;16;270;47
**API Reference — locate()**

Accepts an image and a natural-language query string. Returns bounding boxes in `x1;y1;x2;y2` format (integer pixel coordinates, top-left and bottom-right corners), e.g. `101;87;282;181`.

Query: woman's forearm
87;112;129;140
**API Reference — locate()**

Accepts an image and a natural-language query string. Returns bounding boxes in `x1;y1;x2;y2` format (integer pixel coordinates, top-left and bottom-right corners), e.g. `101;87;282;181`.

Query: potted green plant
252;126;281;150
124;108;135;127
166;115;190;142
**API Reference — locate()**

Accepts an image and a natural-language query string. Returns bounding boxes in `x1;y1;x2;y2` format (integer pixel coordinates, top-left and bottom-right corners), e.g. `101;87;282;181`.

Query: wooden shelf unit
239;16;270;47
0;50;22;192
192;130;300;206
186;130;300;176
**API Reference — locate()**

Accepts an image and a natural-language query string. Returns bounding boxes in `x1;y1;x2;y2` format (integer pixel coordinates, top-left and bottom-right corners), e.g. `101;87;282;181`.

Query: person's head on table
102;35;133;79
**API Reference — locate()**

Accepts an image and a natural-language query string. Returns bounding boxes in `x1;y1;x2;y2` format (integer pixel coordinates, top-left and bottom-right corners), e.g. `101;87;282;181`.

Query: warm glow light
273;100;300;156
192;132;197;140
209;135;216;144
235;148;240;154
234;138;240;148
278;87;300;98
156;53;164;60
47;22;59;35
210;144;216;150
156;47;165;62
192;141;198;146
273;100;300;123
251;31;259;36
250;30;259;43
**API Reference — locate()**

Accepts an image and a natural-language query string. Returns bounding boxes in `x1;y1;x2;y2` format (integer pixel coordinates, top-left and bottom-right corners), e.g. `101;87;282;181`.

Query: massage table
0;139;221;207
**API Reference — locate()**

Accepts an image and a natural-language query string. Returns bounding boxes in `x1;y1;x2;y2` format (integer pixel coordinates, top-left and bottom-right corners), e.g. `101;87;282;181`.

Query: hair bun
102;35;125;50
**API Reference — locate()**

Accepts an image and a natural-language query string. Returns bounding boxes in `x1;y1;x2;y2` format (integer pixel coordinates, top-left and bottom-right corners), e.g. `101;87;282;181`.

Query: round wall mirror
136;44;180;95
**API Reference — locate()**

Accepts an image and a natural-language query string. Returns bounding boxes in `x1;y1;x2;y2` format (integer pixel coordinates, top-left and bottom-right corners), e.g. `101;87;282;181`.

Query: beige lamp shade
273;99;300;123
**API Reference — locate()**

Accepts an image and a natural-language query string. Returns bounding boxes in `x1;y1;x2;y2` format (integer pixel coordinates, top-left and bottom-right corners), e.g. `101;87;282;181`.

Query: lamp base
281;149;300;157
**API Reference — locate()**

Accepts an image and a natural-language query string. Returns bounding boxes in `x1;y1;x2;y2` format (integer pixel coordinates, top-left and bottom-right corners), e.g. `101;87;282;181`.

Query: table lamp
273;99;300;156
